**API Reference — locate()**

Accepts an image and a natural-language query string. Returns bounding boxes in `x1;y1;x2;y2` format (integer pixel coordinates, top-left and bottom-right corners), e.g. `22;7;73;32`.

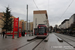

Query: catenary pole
26;5;28;36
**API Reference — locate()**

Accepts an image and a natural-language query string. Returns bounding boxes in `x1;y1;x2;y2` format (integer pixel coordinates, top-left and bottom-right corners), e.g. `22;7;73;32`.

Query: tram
36;24;48;38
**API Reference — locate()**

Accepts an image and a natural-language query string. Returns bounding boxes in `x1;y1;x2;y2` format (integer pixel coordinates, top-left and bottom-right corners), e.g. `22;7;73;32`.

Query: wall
69;15;75;27
59;21;69;29
0;12;4;28
33;14;47;28
65;21;69;28
30;22;33;31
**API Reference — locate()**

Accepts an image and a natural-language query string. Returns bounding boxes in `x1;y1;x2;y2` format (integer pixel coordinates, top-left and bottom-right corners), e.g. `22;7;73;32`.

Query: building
59;19;69;29
0;12;16;32
0;12;5;28
59;14;75;29
65;20;69;29
29;22;33;32
20;20;25;32
19;20;33;32
25;21;33;32
33;10;49;29
69;14;75;27
24;21;27;31
19;21;22;28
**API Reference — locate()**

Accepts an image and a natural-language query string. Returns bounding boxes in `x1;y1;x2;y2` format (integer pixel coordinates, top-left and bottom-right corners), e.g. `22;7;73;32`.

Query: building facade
29;22;33;32
0;12;5;28
19;20;33;32
59;19;69;29
59;14;75;29
33;10;49;29
69;14;75;27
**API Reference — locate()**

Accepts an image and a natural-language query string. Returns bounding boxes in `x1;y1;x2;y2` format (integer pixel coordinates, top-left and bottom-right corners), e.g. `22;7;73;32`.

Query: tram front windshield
38;27;45;33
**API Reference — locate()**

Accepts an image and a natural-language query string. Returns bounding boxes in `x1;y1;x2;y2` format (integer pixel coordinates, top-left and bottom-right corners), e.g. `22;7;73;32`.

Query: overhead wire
48;0;49;14
33;0;48;23
58;0;74;25
61;0;74;18
33;0;39;10
47;0;49;26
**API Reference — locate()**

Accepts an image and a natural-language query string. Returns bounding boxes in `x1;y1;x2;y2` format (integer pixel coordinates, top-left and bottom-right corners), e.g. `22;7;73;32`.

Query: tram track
16;38;37;50
32;39;44;50
55;34;75;48
16;38;45;50
55;34;75;42
32;37;49;50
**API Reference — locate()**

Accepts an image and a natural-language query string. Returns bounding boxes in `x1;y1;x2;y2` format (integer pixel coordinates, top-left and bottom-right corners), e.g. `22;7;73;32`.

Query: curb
27;36;36;41
57;37;63;42
44;36;49;42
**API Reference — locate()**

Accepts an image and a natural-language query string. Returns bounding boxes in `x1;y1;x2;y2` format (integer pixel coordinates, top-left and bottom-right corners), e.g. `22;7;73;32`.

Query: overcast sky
0;0;75;27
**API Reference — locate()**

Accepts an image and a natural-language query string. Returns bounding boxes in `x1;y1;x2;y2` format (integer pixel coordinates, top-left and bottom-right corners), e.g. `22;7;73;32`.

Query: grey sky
0;0;75;27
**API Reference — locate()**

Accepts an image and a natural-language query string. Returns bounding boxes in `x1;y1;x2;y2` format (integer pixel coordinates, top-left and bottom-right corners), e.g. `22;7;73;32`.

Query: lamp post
26;5;28;36
28;20;30;36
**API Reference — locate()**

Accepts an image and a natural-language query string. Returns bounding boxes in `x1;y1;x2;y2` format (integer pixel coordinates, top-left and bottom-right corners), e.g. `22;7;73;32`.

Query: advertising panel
12;18;19;39
13;18;19;31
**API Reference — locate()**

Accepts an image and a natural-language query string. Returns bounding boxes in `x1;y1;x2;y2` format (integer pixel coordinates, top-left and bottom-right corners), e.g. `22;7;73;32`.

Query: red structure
6;17;22;39
12;18;20;39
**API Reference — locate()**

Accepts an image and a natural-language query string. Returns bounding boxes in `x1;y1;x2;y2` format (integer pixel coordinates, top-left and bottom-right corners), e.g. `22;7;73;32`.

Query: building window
46;14;48;19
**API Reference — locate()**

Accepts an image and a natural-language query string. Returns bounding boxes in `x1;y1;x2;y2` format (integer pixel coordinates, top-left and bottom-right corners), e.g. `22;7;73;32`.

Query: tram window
44;27;46;33
38;27;45;33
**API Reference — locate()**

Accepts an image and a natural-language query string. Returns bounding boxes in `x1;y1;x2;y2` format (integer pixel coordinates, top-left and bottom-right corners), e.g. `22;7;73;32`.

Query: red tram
36;24;49;38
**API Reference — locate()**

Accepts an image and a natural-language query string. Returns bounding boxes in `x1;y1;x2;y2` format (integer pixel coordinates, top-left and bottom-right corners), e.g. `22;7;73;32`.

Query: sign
13;18;19;31
39;27;44;28
12;18;19;39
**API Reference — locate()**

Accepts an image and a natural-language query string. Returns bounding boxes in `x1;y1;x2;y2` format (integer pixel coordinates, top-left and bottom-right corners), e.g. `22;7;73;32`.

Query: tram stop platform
0;35;36;50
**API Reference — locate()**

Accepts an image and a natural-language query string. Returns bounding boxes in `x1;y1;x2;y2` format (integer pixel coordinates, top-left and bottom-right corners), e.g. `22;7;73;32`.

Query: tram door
34;28;37;35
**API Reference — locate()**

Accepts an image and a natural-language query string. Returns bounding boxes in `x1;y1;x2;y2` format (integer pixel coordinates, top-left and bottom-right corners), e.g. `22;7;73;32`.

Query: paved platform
55;33;75;48
0;35;36;50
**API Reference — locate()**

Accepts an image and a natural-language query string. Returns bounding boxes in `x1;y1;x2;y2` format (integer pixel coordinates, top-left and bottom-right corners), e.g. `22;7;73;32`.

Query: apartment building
59;19;69;29
69;14;75;27
59;14;75;29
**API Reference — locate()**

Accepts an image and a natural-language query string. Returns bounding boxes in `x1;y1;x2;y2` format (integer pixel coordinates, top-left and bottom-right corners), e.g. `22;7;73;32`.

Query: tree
2;7;12;32
49;26;53;33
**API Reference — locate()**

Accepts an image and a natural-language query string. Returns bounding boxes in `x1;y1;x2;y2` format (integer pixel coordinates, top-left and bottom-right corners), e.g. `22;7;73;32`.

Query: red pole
17;17;19;38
